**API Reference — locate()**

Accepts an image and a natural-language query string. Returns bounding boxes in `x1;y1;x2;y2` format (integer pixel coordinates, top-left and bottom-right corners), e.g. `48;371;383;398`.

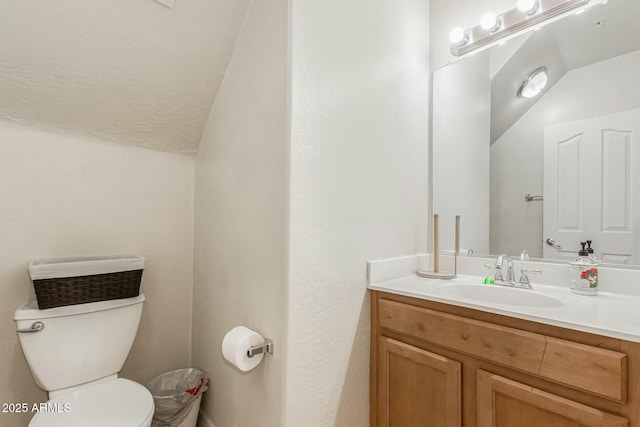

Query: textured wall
286;0;431;425
192;0;288;425
0;120;195;427
0;0;251;152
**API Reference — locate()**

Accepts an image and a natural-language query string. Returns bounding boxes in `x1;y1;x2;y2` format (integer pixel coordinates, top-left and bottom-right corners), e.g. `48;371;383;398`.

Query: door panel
378;337;461;427
557;133;583;231
602;130;631;232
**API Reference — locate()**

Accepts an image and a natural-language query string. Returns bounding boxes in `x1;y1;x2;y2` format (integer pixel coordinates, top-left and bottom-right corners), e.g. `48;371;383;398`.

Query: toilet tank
14;295;145;393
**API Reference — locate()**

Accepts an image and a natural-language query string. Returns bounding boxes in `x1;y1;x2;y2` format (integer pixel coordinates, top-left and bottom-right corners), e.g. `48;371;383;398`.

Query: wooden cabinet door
377;337;461;427
477;370;628;427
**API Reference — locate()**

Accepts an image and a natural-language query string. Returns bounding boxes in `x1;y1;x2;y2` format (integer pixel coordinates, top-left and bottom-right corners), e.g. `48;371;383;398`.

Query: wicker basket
28;256;145;310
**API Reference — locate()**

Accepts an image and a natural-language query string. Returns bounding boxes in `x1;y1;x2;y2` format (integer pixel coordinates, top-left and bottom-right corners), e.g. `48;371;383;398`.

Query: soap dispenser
570;242;599;296
586;240;595;257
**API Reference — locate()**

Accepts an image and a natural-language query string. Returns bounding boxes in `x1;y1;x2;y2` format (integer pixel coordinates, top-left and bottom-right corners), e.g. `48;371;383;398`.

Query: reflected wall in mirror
433;0;640;266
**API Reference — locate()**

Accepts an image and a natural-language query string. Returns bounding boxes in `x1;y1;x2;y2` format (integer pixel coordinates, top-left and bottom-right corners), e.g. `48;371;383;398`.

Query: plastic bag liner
146;368;209;427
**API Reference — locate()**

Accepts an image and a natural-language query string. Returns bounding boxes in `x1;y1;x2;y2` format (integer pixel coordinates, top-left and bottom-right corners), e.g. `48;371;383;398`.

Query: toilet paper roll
222;326;265;372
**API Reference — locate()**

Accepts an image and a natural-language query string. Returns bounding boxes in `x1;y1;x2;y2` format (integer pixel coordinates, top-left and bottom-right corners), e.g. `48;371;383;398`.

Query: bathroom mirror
432;0;640;266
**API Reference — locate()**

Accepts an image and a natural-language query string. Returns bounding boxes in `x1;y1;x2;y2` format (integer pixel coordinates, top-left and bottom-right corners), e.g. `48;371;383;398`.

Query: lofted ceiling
490;0;640;144
0;0;252;152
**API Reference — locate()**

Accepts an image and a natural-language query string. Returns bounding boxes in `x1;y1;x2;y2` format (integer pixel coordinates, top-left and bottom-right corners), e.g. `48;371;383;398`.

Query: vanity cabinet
370;291;640;427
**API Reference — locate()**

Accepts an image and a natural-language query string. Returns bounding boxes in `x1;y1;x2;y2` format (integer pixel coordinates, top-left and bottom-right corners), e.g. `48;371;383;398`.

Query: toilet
14;294;154;427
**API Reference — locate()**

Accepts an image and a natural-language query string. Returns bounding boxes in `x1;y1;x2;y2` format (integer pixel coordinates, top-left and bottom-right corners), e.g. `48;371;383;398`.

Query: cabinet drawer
378;298;627;402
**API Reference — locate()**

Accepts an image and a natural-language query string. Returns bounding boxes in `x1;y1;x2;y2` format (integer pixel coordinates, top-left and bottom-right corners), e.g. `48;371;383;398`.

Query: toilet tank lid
14;294;145;321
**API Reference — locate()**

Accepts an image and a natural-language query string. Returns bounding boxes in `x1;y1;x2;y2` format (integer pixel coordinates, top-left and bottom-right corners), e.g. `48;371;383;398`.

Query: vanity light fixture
518;66;548;98
449;0;604;58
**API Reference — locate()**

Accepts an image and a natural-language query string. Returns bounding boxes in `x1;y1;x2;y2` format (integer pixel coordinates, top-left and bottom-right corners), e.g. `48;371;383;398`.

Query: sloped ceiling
490;0;640;144
0;0;252;152
491;31;568;143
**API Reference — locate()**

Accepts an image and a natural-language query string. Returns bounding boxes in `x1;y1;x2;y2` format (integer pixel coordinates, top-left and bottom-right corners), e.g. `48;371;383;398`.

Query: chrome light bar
450;0;594;57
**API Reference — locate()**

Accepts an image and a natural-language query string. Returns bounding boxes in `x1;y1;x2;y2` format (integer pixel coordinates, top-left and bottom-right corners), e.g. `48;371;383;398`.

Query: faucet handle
519;268;541;286
484;263;504;281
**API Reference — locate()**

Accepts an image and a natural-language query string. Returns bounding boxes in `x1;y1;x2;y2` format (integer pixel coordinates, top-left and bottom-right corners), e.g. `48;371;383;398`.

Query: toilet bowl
14;295;154;426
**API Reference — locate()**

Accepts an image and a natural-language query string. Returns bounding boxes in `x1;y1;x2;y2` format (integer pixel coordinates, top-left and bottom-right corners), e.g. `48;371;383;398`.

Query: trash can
146;368;209;427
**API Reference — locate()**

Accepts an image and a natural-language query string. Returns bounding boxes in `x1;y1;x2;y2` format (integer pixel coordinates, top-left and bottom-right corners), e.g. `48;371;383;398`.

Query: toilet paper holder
247;338;275;358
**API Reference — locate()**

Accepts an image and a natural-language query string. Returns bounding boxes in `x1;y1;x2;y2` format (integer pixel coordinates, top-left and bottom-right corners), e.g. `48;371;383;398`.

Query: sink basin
439;283;564;308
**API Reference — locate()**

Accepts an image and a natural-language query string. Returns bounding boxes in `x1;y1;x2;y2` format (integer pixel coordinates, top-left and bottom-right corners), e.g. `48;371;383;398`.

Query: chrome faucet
485;254;538;289
497;254;515;282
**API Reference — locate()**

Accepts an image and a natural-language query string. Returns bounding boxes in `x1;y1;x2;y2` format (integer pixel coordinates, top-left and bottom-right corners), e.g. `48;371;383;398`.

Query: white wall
432;53;491;255
286;0;430;425
0;120;194;427
491;50;640;257
192;0;288;425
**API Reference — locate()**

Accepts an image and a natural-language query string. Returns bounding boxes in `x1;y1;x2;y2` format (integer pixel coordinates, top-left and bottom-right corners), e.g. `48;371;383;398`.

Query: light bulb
517;0;538;14
481;12;499;31
449;27;466;44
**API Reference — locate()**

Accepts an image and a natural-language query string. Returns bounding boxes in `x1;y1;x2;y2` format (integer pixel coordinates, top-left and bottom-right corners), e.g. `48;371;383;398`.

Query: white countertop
368;274;640;343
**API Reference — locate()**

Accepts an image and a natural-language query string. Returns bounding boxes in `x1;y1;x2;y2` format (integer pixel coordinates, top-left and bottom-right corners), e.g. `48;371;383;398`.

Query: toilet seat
29;378;154;427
